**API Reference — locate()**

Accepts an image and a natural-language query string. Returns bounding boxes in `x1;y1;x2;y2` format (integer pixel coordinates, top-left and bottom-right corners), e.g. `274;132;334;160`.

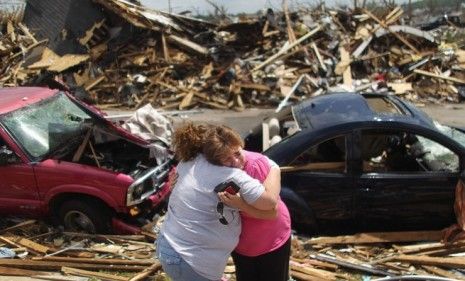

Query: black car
244;92;465;235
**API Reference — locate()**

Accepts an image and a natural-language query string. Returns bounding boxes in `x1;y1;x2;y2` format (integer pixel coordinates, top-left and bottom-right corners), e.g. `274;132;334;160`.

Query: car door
0;133;40;216
279;133;357;234
354;127;459;231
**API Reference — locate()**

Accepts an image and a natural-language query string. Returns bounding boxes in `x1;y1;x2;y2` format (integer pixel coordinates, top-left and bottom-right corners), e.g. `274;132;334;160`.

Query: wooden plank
290;263;336;280
414;69;465;84
363;9;419;54
179;91;194;110
394;254;465;268
128;262;162;281
18;22;38;43
37;256;154;266
0;259;145;271
338;44;352;87
3;235;51;254
62;267;127;281
161;32;170;62
311;42;327;72
305;230;443;245
72;127;93;162
422;265;465;280
167;34;208;56
0;265;48;276
85;76;106;91
253;25;321;72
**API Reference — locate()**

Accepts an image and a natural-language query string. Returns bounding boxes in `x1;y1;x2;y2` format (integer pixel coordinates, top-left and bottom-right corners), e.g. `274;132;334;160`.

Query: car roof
0;87;58;115
292;92;436;130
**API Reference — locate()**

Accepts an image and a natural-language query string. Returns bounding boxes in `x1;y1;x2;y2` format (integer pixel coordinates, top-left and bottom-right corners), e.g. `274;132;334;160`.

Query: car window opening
282;136;347;173
364;96;406;115
362;130;459;173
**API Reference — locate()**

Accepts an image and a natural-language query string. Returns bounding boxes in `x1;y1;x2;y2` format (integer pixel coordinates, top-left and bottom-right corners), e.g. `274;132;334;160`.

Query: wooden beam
128;262;162;281
62;267;127;281
414;69;465;84
36;256;154;266
167;34;208;56
305;230;443;245
252;25;321;72
394;254;465;268
3;235;51;254
0;266;48;277
363;8;419;54
0;259;145;271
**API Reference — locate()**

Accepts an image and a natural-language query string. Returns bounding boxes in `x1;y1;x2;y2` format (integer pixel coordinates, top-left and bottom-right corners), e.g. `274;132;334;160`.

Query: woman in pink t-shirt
218;148;291;281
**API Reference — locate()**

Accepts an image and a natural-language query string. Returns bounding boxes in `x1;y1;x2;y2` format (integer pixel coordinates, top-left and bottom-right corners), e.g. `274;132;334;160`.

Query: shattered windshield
0;92;92;159
435;121;465;148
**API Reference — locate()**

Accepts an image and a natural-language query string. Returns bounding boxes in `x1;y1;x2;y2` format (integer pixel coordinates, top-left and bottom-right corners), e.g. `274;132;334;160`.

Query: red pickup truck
0;87;174;233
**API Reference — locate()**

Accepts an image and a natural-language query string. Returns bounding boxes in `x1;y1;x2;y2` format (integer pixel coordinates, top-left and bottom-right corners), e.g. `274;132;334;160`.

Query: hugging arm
219;192;278;219
250;166;281;210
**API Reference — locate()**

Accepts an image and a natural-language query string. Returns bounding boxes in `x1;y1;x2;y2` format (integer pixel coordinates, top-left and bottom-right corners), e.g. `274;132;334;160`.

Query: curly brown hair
171;123;244;165
172;122;211;162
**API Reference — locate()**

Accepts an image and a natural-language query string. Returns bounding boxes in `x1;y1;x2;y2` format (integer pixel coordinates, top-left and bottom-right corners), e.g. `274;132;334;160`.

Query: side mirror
0;146;19;166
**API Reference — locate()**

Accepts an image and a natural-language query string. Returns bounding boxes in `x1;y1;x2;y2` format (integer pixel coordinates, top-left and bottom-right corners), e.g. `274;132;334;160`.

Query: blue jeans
155;234;213;281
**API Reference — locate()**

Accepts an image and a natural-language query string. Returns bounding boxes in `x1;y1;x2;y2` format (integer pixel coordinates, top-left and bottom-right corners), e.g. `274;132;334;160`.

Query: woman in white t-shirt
156;123;280;281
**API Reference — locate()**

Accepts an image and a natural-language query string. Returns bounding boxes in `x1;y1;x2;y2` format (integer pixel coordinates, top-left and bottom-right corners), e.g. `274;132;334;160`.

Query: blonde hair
171;123;243;165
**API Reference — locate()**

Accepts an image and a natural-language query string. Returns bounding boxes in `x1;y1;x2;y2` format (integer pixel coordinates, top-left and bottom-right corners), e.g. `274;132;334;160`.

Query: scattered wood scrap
1;218;465;280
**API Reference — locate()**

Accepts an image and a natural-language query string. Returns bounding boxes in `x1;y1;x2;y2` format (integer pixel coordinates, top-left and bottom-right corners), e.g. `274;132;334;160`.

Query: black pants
231;236;291;281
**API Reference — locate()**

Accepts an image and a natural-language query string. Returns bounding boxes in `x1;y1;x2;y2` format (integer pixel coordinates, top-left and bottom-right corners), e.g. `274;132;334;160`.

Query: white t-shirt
160;154;264;280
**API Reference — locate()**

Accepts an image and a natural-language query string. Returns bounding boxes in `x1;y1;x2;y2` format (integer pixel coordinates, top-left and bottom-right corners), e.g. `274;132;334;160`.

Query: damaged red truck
0;87;174;234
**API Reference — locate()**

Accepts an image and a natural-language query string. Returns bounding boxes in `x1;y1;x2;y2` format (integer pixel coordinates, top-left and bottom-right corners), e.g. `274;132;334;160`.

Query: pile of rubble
1;0;465;112
1;219;465;280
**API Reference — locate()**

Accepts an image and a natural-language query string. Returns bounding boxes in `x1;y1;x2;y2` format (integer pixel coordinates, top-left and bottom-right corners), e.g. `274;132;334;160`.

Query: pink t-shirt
234;150;291;257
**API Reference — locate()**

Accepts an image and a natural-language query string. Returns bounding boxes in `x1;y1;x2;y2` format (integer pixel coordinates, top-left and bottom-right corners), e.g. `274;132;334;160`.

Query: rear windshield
364;96;408;115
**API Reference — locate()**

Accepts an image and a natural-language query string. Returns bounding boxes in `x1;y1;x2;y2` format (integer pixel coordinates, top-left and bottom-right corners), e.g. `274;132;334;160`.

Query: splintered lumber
311;253;394;276
0;219;36;234
62;267;127;281
422;265;465;280
0;259;146;271
414;69;465;84
291;257;338;270
253;25;321;72
128;261;162;281
2;235;51;254
62;232;146;241
363;9;419;54
306;230;443;245
290;262;337;280
395;241;465;255
394;255;465;268
168;34;208;56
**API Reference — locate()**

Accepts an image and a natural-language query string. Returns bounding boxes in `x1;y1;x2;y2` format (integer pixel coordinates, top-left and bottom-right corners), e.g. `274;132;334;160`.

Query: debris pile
1;219;465;280
2;1;465;110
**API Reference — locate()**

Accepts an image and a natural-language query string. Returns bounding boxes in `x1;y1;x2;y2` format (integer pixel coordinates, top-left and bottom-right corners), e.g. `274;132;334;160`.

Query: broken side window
287;136;346;173
361;129;459;173
0;138;21;165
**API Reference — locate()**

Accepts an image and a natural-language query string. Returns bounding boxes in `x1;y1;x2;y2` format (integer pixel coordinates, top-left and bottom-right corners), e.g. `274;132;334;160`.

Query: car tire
58;199;111;233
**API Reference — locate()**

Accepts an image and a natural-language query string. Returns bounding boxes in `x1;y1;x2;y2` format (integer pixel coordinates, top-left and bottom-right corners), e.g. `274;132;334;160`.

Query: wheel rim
63;210;96;233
